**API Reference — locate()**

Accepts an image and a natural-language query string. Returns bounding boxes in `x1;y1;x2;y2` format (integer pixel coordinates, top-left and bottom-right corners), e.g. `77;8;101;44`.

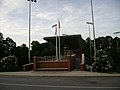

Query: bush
92;49;113;73
0;55;18;72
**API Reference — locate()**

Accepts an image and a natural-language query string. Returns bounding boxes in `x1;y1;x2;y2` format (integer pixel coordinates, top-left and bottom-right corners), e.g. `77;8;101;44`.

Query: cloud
36;12;59;21
0;0;30;46
0;0;120;46
93;0;120;38
62;4;75;13
0;0;27;35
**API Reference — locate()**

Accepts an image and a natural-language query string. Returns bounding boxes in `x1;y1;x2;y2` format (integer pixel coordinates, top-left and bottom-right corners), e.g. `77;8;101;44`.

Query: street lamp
27;0;37;63
113;32;120;54
86;22;93;66
90;0;97;62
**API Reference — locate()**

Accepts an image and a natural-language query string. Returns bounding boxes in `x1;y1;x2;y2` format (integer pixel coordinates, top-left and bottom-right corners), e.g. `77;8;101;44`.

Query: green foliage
93;48;113;72
0;55;18;72
0;33;16;59
1;32;120;72
0;32;28;71
90;36;120;72
11;44;29;70
31;41;55;57
85;37;93;65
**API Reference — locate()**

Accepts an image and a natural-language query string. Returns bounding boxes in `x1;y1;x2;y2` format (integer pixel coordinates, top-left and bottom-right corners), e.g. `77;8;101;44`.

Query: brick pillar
80;64;85;71
66;56;71;71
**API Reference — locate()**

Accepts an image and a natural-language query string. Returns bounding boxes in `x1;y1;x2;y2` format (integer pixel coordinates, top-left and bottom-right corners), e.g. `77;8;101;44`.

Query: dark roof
43;34;86;50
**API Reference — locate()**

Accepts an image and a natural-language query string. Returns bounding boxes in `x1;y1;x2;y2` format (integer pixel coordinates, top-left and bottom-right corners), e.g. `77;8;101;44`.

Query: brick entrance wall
33;56;75;71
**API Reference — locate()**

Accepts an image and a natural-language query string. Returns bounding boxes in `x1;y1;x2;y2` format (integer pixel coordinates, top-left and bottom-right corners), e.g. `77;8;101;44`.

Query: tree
31;41;41;56
0;55;18;72
4;37;16;56
0;33;16;59
0;32;4;60
91;36;120;72
31;41;55;57
85;37;93;65
0;32;29;71
12;44;29;70
93;48;113;72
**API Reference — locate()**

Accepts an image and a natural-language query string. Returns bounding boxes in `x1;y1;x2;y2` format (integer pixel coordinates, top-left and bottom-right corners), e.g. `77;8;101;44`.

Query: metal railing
37;56;65;61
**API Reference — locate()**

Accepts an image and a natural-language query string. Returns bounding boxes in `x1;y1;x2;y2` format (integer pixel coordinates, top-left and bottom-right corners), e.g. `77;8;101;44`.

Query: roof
43;34;86;51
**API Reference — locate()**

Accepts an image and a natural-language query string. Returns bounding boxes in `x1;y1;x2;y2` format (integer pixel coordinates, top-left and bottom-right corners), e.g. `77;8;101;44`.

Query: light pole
86;22;93;66
27;0;37;63
90;0;96;62
113;32;120;54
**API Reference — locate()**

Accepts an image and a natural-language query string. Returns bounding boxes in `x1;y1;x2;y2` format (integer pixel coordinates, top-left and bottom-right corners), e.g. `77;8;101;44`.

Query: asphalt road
0;76;120;90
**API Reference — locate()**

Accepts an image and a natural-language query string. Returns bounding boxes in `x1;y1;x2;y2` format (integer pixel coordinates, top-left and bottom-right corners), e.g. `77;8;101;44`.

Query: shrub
0;55;18;72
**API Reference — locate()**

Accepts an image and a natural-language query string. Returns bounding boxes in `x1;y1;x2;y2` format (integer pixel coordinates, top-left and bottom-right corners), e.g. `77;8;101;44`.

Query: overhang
43;34;86;50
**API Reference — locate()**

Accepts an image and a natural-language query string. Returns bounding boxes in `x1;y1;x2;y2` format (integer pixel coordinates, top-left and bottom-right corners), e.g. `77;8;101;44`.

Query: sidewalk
0;71;120;77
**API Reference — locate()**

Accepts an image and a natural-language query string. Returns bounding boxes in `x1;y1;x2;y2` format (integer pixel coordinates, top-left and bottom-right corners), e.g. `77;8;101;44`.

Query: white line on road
0;83;120;89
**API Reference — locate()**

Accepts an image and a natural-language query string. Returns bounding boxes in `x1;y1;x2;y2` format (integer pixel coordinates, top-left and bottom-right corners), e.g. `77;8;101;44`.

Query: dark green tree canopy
0;32;28;71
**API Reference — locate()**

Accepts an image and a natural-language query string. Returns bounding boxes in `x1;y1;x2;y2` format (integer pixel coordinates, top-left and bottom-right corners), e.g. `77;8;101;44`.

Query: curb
0;71;120;77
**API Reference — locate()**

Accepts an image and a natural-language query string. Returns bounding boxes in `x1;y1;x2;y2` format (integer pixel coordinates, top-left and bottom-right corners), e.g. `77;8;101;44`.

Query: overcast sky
0;0;120;46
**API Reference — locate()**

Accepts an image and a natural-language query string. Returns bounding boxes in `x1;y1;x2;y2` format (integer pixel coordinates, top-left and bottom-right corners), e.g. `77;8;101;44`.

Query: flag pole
58;20;61;60
55;26;58;61
52;24;58;61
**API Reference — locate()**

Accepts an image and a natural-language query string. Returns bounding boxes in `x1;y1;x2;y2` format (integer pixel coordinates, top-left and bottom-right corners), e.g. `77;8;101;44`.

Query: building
44;34;86;70
23;34;87;71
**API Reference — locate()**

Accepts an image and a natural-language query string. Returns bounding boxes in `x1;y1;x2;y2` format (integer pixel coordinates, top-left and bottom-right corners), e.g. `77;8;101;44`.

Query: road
0;76;120;90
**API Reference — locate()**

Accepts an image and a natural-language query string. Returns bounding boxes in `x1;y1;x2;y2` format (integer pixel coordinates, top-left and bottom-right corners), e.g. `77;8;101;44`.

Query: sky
0;0;120;46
